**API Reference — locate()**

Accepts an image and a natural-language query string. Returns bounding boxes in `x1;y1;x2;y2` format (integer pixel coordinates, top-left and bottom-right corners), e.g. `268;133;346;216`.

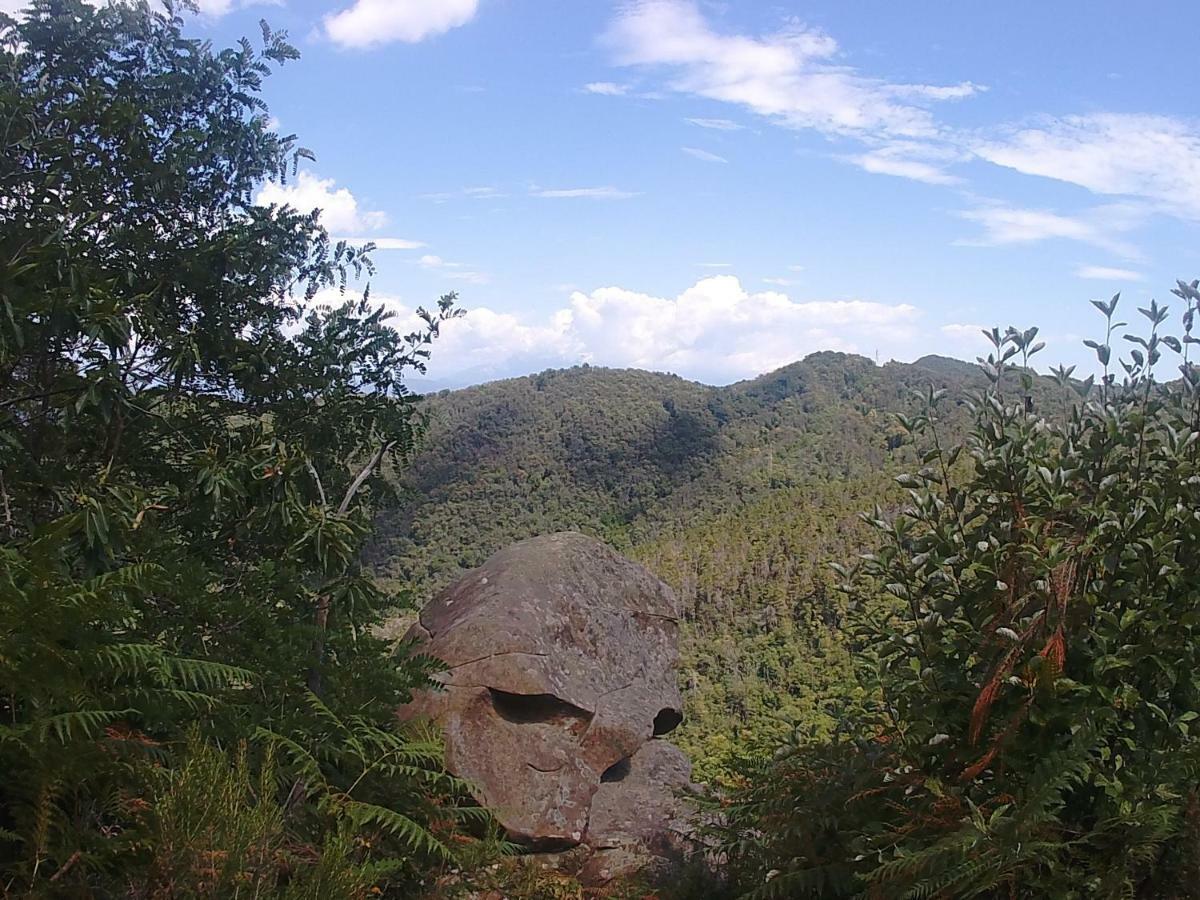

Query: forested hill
367;351;1039;775
369;351;987;589
367;351;1077;777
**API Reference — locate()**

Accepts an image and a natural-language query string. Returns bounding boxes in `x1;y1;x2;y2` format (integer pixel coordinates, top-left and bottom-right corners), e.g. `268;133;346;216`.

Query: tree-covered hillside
370;352;994;586
369;351;1064;778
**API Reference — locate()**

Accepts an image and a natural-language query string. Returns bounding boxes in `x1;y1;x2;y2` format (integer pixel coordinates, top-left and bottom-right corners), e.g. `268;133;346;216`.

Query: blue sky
55;1;1200;385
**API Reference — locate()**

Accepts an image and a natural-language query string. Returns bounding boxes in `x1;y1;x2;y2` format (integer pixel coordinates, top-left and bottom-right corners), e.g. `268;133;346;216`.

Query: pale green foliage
132;733;389;899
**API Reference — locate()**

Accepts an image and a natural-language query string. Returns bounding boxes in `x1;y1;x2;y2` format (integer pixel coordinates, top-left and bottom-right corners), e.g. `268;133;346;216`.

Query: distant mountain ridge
369;351;991;591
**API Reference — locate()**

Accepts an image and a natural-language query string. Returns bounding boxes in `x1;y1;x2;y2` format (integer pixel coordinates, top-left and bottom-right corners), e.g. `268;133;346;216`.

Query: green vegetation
0;2;487;894
375;283;1200;897
371;352;1066;780
4;5;1200;899
716;292;1200;898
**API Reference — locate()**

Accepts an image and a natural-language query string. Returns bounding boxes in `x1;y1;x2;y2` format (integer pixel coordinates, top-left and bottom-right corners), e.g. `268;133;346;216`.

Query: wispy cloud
956;204;1144;257
686;117;744;131
849;141;964;185
606;0;981;139
324;0;478;49
336;236;426;250
1075;265;1145;282
939;323;990;353
583;81;630;96
420;186;506;203
418;254;489;284
530;186;640;199
682;146;728;163
975;114;1200;219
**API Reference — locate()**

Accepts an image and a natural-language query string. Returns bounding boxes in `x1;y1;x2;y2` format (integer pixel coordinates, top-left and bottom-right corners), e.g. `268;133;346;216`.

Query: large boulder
397;532;696;880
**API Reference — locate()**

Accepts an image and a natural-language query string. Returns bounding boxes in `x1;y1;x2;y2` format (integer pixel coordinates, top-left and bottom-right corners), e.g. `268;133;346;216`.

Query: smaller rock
578;739;699;885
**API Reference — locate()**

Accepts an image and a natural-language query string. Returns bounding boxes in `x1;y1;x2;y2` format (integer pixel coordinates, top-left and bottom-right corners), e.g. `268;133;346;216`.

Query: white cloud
531;186;640;199
762;277;798;286
256;171;388;234
940;323;987;340
686;117;744;131
404;275;921;385
849;141;964;185
939;323;990;353
420;186;506;203
418;253;489;284
336;236;425;250
324;0;478;49
1076;265;1144;282
606;0;980;139
584;82;629;96
975;114;1200;219
957;204;1143;257
682;146;727;163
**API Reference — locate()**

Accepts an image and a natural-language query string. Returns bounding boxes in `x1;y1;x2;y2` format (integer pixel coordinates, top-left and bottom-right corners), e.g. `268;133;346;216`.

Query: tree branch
306;460;327;508
336;440;394;515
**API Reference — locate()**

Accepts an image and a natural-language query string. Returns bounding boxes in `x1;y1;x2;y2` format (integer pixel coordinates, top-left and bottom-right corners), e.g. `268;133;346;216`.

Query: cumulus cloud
975;114;1200;219
606;0;980;140
255;172;430;251
255;171;389;234
397;275;922;386
956;204;1144;257
324;0;478;49
682;146;727;163
1076;265;1144;282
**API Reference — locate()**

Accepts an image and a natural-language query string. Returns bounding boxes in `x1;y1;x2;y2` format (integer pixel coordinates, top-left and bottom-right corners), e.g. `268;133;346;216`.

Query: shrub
720;283;1200;899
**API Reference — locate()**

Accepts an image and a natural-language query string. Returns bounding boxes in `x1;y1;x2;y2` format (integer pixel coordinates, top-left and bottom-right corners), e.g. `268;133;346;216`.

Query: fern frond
37;708;133;744
341;799;451;861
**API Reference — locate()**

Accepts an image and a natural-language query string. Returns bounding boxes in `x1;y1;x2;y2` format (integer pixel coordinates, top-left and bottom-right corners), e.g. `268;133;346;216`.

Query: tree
0;1;470;893
719;283;1200;899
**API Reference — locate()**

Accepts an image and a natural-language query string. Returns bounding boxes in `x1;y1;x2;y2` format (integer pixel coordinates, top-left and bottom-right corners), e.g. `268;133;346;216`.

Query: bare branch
336;440;395;515
306;460;327;508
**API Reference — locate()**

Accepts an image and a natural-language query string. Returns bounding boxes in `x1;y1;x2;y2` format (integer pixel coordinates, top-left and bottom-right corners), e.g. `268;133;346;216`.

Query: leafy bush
0;1;482;893
719;283;1200;898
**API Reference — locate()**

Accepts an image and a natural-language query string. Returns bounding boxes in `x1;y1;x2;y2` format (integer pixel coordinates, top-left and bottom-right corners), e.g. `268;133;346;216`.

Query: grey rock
397;532;695;880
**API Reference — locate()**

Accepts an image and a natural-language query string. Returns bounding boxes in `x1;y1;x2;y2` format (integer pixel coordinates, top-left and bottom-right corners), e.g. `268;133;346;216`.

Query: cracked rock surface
396;532;697;881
